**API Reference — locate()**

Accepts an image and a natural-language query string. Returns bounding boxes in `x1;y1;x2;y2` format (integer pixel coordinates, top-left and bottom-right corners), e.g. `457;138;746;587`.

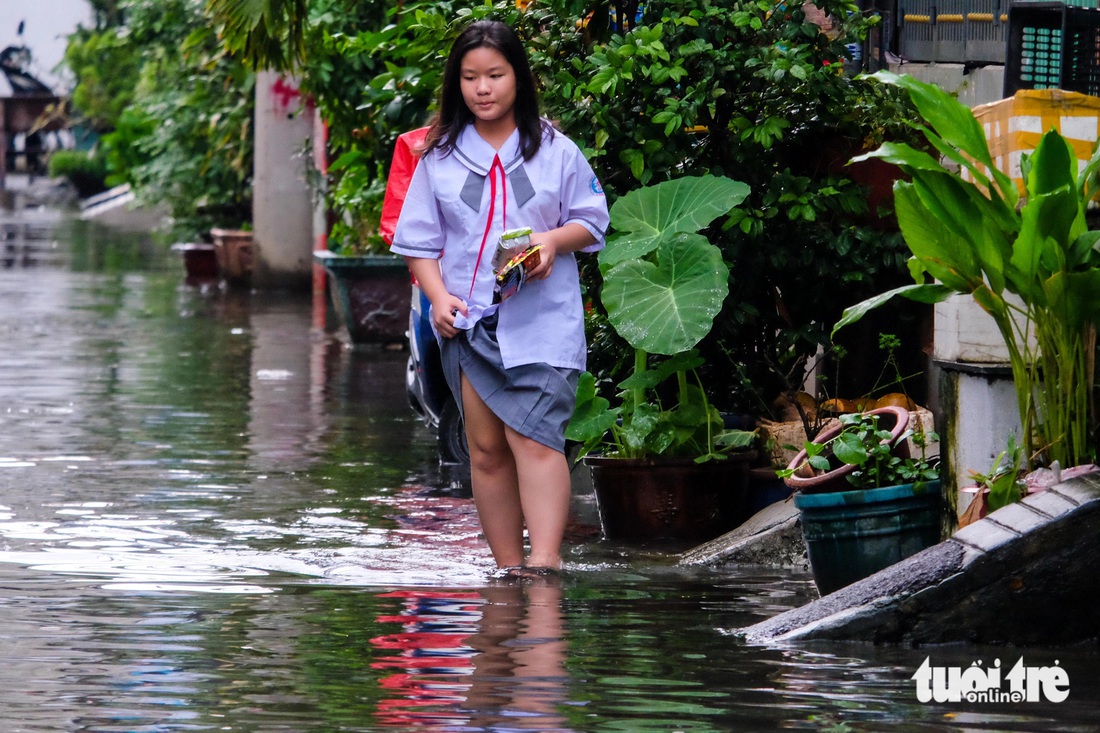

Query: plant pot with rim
314;250;410;346
566;175;758;543
779;407;943;595
171;242;219;284
210;227;254;285
781;405;913;495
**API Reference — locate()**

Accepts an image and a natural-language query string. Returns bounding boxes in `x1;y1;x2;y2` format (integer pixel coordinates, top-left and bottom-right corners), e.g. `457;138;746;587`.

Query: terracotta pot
584;452;756;543
210;228;254;284
782;406;911;495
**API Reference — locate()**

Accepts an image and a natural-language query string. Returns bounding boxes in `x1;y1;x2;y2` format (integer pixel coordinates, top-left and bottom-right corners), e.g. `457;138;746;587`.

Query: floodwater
0;214;1096;732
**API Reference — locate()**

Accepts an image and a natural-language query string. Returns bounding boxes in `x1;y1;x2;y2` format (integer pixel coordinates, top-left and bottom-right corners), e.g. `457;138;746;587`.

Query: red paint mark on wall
270;76;302;111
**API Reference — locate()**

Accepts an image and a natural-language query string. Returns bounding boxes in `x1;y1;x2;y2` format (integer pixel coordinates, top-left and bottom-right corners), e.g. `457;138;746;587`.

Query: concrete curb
678;499;808;570
740;472;1100;646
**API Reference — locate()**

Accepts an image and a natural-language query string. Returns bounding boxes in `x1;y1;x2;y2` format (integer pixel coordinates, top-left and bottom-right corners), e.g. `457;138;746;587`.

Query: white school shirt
391;123;609;371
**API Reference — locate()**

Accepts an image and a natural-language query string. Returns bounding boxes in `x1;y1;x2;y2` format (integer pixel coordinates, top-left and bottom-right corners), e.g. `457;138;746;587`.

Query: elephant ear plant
567;175;757;462
834;71;1100;471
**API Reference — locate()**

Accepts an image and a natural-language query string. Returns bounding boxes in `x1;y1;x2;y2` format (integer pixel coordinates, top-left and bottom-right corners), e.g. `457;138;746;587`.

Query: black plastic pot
584;453;756;543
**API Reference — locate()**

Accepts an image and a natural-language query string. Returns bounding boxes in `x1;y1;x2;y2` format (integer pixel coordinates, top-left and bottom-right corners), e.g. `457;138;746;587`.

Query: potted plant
958;436;1027;528
210;225;254;285
313;146;410;346
833;70;1100;475
566;175;758;542
778;408;943;595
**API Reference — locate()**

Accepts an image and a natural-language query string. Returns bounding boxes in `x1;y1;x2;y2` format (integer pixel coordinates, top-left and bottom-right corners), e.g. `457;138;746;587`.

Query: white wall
252;70;314;290
0;0;94;93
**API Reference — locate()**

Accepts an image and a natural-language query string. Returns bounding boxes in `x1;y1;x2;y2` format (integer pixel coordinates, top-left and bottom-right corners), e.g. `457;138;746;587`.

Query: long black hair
424;20;549;161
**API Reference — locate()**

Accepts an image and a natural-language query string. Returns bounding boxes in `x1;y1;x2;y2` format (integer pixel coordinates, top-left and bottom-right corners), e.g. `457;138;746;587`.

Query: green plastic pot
794;479;943;595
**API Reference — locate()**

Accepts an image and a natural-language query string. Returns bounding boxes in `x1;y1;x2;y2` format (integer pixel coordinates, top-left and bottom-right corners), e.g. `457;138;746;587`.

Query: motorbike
405;282;469;465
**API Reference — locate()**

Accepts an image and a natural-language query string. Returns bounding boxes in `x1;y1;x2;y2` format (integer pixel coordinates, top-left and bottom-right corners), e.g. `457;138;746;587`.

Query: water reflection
369;584;571;730
0;220;1097;732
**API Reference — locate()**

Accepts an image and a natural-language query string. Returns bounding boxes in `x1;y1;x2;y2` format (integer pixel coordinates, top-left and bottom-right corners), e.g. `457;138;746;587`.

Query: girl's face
460;46;517;127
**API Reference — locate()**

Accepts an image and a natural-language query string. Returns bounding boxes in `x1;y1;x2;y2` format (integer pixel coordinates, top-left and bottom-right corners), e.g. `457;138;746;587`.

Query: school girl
390;20;609;578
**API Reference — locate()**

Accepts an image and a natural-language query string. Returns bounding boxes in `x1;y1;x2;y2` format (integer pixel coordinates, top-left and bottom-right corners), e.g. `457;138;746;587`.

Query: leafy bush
531;0;927;415
64;0;255;239
47;150;109;198
63;25;142;133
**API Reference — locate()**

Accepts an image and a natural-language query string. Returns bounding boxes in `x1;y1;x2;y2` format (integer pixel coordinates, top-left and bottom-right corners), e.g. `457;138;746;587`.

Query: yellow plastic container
965;89;1100;197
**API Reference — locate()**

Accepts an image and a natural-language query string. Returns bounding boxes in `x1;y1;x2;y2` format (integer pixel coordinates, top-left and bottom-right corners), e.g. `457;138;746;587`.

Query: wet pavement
0;214;1096;731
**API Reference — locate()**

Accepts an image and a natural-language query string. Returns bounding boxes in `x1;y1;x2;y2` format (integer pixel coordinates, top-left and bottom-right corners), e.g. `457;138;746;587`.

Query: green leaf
602;232;730;355
566;372;620;444
601;175;749;267
833;432;868;465
870;71;996;172
833;282;953;336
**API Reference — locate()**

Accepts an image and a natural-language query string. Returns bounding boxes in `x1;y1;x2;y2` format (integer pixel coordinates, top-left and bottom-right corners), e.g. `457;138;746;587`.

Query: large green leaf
893;183;981;292
833;283;953;337
870;71;1018;204
601;232;729;355
871;71;996;172
852;141;945;174
1044;270;1100;331
601;175;749;268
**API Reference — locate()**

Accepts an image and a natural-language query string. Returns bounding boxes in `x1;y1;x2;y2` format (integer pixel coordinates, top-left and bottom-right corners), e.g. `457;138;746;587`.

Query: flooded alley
0;214;1096;732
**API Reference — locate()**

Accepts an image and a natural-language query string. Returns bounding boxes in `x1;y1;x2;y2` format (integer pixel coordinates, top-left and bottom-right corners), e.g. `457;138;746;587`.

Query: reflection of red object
369;590;483;728
370;631;471;650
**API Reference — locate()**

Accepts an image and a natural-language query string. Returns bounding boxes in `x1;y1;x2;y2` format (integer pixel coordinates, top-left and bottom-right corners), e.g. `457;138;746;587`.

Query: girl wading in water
391;20;608;579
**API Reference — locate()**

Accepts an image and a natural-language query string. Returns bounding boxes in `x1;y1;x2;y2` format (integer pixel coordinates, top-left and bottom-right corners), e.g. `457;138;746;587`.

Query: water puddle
0;219;1095;731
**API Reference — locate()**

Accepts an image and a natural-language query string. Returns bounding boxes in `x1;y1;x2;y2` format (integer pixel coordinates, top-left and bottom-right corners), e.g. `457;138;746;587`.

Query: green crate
1006;2;1100;96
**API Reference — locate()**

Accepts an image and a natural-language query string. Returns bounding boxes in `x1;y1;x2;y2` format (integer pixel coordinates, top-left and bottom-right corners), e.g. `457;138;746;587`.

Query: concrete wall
252;71;314;291
890;62;1007;108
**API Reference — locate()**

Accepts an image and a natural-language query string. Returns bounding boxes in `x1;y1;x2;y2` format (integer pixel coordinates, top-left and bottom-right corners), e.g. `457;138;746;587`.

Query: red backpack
379;127;430;246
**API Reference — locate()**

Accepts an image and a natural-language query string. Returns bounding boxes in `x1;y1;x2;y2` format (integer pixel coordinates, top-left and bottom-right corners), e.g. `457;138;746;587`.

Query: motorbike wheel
437;398;470;466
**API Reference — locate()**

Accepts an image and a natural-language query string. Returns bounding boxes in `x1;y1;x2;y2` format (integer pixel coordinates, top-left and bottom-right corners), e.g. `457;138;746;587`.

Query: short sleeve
390;155;445;259
558;142;610;253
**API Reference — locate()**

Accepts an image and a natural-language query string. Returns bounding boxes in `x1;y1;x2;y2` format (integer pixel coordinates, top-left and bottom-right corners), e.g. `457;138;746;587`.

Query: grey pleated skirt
440;312;578;453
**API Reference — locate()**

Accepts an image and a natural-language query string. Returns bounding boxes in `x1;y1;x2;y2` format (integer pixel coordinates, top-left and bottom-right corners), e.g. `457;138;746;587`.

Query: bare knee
467;431;513;475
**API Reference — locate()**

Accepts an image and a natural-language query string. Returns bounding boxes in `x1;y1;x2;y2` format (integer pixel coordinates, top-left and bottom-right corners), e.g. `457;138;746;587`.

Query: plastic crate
900;0;967;62
967;0;1011;63
1005;3;1100;96
899;0;1009;63
964;88;1100;196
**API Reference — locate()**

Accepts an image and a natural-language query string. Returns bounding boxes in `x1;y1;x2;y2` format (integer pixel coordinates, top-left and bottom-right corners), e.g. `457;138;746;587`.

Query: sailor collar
453;125;536;211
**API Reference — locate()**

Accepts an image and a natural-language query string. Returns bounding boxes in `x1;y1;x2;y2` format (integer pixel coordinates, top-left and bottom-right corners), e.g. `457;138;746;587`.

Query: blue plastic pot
794;480;943;595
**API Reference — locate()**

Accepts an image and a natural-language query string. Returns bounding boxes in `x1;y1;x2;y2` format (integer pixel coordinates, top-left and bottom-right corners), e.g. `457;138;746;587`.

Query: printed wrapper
492;227;534;271
494;245;542;303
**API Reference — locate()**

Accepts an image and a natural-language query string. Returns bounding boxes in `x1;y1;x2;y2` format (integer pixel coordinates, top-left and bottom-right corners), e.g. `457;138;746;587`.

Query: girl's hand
525;234;557;281
432;294;468;339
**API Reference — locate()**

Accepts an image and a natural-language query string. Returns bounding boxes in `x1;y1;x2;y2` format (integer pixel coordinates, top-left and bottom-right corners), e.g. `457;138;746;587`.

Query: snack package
492;227;534;271
494;245;542;303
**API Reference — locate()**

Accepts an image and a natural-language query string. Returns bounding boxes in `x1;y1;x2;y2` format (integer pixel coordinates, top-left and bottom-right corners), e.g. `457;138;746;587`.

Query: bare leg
461;374;525;568
505;426;570;570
